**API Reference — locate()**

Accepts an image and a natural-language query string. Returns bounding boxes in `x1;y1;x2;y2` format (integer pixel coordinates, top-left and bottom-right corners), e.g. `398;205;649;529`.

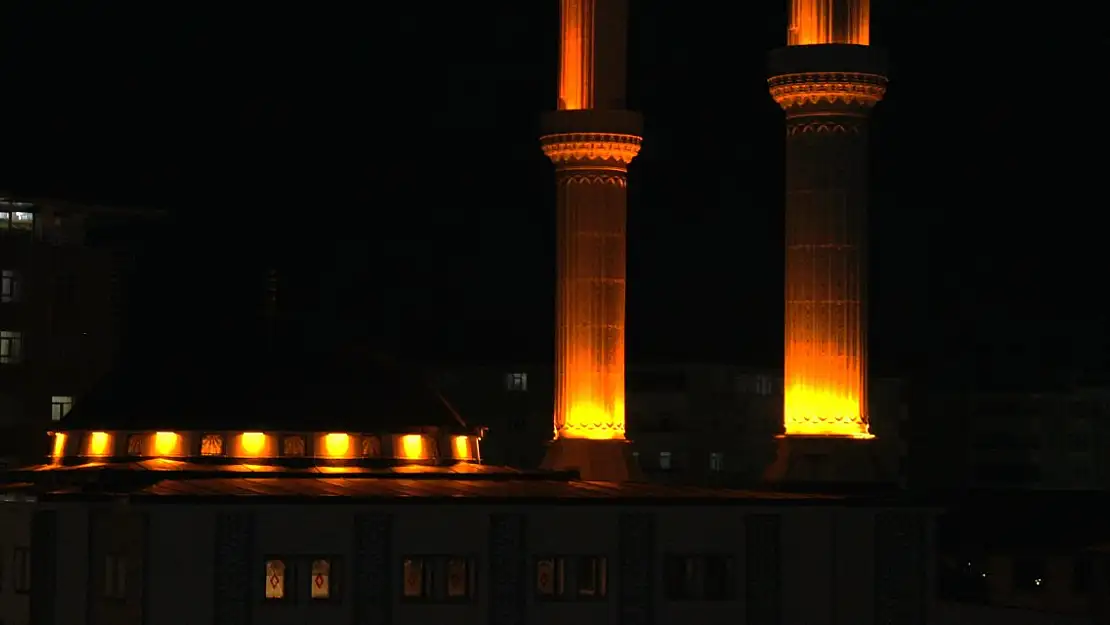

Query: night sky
0;2;1101;389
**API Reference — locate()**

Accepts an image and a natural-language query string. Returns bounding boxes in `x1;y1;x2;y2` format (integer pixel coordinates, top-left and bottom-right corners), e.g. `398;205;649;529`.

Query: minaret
764;0;888;483
538;0;642;482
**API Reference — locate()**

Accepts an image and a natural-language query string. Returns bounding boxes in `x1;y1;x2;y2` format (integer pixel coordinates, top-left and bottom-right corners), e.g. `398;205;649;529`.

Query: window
1;270;21;303
0;211;34;231
12;212;33;231
13;547;30;593
402;556;476;602
755;375;773;396
536;556;606;600
402;557;432;599
664;554;736;601
201;434;224;456
709;452;725;472
659;451;672;470
535;557;566;598
445;557;474;599
282;436;305;457
361;436;381;457
664;555;698;600
264;559;288;600
576;556;607;598
51;395;74;421
506;372;528;391
310;558;338;600
105;554;127;598
0;331;22;364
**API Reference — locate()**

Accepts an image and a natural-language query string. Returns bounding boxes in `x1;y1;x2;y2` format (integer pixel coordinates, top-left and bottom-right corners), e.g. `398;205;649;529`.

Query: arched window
264;560;286;600
310;559;331;599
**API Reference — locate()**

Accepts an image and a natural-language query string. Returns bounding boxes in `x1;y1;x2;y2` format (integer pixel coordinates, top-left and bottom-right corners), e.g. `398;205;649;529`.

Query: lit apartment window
0;211;34;231
13;547;30;593
0;331;22;364
709;452;725;472
104;554;127;598
1;270;21;303
505;372;528;391
659;451;672;470
51;395;74;421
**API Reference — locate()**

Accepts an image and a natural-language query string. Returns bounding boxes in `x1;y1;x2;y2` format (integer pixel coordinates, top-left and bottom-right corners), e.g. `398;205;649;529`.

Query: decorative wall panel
213;512;254;625
488;513;527;625
353;513;393;625
618;513;655;625
30;510;57;625
874;511;926;625
746;513;782;625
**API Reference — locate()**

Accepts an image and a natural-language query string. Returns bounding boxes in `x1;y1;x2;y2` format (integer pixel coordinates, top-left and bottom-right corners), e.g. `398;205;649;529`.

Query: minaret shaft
789;0;870;46
783;114;869;437
770;13;886;441
544;0;639;443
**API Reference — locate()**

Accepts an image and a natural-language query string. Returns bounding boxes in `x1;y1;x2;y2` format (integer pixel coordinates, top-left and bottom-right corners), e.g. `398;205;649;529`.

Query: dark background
0;1;1101;388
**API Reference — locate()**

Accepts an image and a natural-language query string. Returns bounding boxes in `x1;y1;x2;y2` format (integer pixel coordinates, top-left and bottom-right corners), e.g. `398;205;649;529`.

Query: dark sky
0;2;1102;388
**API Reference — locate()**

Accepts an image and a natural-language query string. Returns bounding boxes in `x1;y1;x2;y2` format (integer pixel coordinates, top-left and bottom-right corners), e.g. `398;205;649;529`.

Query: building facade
0;481;934;625
0;196;164;463
914;387;1110;491
432;363;909;486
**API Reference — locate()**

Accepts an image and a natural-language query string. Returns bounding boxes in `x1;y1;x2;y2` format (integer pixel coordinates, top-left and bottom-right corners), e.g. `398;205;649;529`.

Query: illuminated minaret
538;0;643;482
765;0;888;482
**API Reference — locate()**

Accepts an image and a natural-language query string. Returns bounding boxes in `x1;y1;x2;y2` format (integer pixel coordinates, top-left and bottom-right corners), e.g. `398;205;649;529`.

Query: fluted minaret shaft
770;18;886;438
789;0;870;46
543;0;640;441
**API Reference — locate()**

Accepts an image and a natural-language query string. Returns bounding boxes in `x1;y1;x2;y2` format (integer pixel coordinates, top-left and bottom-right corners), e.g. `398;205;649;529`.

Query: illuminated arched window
264;559;286;600
201;434;224;456
310;559;331;599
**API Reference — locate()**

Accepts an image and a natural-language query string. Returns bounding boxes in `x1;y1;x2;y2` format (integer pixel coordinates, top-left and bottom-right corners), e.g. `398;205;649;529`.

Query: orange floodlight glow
788;0;870;46
86;431;112;457
399;434;426;460
238;432;267;457
323;433;352;458
153;431;182;456
453;435;472;460
51;432;67;461
557;0;593;110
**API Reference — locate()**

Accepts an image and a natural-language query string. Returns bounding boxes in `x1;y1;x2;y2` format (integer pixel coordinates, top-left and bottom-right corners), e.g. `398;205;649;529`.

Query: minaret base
540;438;643;482
763;435;881;486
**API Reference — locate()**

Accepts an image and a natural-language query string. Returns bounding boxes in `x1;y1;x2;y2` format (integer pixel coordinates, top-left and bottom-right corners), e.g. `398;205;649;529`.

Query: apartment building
0;195;160;462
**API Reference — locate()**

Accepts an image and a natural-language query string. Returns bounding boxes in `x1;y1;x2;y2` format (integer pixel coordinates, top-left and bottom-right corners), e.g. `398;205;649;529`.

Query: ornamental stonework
541;132;642;169
769;71;887;111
